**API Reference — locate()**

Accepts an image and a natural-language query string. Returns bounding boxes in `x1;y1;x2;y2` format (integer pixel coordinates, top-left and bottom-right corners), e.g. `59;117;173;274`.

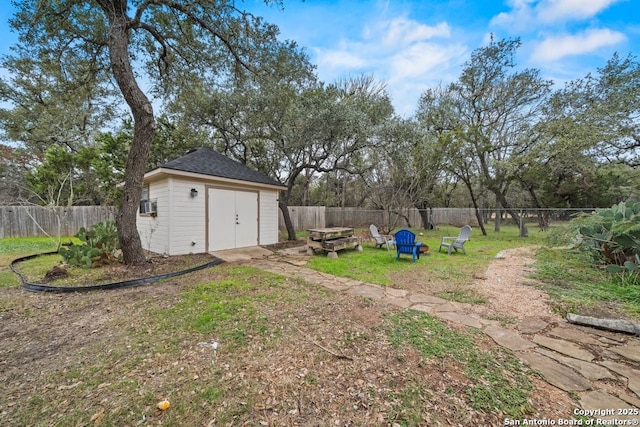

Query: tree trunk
99;2;156;265
498;197;528;237
415;200;431;229
459;176;487;236
526;185;549;231
279;198;296;241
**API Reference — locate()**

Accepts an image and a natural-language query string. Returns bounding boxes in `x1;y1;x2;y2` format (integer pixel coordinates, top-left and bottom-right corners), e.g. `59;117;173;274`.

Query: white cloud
491;0;622;29
531;28;626;61
490;0;536;31
537;0;622;23
389;42;464;81
315;47;369;71
381;17;451;46
311;14;466;115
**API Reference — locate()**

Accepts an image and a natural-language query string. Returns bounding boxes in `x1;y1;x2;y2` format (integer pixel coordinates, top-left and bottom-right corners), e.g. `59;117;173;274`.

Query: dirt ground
0;247;628;425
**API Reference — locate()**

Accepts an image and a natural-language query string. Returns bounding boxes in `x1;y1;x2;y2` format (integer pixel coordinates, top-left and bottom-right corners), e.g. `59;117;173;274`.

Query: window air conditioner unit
140;200;157;214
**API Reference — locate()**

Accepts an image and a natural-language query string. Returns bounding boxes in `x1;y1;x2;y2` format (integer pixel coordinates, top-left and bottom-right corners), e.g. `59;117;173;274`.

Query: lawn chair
369;224;394;251
439;225;472;255
394;229;422;263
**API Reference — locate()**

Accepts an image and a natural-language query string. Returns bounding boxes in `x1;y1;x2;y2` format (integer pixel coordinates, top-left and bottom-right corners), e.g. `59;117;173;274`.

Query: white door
208;188;258;251
234;190;258;248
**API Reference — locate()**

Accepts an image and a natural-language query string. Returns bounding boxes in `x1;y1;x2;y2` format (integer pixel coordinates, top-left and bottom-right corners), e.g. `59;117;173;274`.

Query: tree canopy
1;0;638;248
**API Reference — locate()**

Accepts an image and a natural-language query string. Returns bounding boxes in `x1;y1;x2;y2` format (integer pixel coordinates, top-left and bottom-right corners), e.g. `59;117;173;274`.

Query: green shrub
59;221;122;268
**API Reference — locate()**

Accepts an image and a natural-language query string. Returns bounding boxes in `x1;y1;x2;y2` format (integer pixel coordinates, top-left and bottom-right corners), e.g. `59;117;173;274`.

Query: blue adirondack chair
394;229;422;263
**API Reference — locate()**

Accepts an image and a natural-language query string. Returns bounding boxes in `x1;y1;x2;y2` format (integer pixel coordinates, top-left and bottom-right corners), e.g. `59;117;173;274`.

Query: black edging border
10;252;225;293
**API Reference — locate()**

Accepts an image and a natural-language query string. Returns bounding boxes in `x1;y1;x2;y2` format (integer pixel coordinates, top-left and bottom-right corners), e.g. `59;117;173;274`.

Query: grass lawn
308;225;547;303
0;237;62;288
309;225;547;283
307;224;640;319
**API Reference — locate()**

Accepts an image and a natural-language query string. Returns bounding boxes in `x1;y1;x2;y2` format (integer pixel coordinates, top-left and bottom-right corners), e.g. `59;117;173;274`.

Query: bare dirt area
0;247;635;426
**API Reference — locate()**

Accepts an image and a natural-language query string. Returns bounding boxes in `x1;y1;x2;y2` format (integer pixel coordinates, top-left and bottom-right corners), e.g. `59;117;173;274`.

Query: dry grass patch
0;259;567;426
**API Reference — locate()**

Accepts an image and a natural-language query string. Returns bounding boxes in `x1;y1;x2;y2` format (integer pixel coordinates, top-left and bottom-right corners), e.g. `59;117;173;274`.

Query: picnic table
306;227;362;258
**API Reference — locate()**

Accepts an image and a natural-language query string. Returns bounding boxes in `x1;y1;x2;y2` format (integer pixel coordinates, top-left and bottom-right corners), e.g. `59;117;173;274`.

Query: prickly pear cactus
573;201;640;273
59;221;122;268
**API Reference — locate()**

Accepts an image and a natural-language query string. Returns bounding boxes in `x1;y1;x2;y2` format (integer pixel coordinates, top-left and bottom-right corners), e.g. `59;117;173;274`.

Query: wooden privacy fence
279;207;478;231
325;207;477;228
278;206;326;231
0;206;115;238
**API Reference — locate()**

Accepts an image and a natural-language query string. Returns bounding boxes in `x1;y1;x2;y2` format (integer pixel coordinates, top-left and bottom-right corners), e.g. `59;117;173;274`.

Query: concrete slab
532;335;595;362
210;246;273;262
484;325;536;351
518;351;592;392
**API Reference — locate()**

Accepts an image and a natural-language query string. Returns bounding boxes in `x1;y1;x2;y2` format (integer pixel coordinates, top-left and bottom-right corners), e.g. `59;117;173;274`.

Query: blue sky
249;0;639;115
1;0;638;116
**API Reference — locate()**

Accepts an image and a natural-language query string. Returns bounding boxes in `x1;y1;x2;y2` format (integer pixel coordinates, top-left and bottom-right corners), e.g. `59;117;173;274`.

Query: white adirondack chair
439;225;472;255
369;224;394;251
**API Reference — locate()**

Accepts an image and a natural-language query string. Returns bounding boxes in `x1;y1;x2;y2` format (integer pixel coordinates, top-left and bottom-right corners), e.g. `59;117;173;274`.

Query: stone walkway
216;246;640;419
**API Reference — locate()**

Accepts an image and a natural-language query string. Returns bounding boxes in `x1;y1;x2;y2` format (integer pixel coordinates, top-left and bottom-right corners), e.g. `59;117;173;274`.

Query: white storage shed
137;147;286;255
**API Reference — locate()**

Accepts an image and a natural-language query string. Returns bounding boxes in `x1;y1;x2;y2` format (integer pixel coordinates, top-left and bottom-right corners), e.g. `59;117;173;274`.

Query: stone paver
548;325;602;346
434;311;484;329
347;283;386;299
407;293;449;305
536;348;614;380
410;304;436;314
609;341;640;363
518;316;548;334
532;335;596;361
383;297;413;309
579;390;640;421
484;325;536;351
600;361;640;398
248;254;639;407
431;302;460;313
385;287;409;298
618;391;640;408
518;351;592;392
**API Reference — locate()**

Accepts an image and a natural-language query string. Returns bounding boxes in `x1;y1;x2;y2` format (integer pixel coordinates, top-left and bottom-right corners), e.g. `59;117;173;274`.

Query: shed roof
157;147;284;188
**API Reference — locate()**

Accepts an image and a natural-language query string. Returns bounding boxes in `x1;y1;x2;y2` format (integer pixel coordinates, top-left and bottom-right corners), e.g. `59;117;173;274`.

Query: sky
248;0;639;115
1;0;638;117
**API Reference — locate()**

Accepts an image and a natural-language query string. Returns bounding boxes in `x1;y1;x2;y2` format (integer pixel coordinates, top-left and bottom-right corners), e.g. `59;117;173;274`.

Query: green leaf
606;264;625;273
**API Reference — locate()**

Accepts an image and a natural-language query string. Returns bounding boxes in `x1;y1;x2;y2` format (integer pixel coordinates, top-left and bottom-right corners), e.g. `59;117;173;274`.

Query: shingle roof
160;147;284;188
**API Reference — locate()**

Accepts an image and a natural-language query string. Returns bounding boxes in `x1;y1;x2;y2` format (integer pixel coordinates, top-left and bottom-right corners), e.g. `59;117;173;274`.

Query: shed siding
137;179;170;254
259;190;279;245
138;173;283;255
167;178;207;255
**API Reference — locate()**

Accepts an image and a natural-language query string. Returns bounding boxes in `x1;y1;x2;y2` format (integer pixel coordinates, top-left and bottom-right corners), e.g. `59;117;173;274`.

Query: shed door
208;188;258;251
